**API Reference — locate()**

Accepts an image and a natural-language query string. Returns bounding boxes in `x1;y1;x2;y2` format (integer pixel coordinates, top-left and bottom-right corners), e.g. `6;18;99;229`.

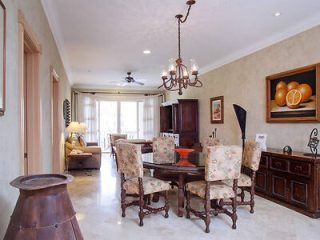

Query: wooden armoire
160;99;199;148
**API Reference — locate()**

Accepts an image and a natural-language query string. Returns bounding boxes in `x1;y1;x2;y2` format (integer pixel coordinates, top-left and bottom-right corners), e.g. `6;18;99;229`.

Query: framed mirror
0;1;5;116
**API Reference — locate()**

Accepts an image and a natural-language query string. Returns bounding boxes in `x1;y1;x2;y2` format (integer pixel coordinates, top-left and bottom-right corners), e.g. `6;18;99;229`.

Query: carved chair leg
250;185;255;214
164;191;169;218
186;190;191;219
121;188;126;217
204;196;211;233
219;199;224;208
231;196;237;229
138;179;144;227
240;187;245;202
211;200;218;216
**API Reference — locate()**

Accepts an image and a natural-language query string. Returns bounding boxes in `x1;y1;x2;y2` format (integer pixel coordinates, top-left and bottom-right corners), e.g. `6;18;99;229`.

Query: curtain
76;93;98;142
143;96;161;140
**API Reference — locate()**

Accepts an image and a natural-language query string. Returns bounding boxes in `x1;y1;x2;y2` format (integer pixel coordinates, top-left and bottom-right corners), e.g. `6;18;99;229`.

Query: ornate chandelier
160;0;202;95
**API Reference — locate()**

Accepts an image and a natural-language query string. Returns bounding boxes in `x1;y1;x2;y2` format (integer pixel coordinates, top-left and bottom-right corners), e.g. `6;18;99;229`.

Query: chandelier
160;0;202;95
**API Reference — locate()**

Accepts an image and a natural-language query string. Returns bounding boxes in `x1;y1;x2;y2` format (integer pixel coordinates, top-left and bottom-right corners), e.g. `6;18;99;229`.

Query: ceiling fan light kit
160;0;202;95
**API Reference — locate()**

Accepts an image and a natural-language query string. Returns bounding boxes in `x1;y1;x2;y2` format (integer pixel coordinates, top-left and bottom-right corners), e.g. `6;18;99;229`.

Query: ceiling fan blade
134;81;144;86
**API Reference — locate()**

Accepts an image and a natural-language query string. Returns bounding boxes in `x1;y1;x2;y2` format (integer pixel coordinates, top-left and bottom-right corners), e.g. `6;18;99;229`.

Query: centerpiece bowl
175;148;195;167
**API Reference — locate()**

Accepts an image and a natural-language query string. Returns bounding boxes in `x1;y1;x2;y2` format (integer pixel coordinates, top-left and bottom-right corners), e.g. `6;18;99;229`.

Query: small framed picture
210;96;224;124
255;134;267;151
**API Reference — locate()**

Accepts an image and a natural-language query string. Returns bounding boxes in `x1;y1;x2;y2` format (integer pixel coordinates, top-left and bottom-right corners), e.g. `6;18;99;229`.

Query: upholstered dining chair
152;137;175;164
222;141;262;213
116;142;170;226
110;134;127;158
202;137;222;152
185;145;242;233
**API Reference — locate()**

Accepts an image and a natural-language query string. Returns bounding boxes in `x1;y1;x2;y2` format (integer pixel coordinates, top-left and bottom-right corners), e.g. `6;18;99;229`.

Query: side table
66;152;93;171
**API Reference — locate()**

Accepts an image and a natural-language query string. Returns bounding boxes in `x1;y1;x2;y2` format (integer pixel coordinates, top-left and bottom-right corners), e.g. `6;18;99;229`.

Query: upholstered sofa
65;137;102;170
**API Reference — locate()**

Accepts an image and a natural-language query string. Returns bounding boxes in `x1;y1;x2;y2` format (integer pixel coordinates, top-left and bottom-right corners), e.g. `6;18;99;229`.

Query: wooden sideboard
255;149;320;218
160;99;199;148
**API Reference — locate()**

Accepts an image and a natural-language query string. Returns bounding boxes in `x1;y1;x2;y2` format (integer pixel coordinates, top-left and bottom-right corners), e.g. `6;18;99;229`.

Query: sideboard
255;149;320;218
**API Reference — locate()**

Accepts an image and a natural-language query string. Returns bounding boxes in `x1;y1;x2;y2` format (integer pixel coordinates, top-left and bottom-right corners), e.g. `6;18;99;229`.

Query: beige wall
166;25;320;153
0;0;71;237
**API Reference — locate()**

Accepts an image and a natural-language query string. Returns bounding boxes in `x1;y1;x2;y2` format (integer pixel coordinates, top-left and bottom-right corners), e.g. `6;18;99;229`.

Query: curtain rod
72;90;163;97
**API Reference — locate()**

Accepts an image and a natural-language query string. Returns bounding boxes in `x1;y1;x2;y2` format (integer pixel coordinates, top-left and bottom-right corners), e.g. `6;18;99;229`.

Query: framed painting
210;96;224;124
266;63;320;122
0;1;5;116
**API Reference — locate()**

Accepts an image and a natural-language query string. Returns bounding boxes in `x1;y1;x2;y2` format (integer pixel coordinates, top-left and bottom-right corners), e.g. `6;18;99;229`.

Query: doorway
19;12;42;175
51;67;60;173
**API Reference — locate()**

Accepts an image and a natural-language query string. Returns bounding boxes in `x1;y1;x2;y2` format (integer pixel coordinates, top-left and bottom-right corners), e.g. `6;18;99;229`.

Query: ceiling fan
123;72;144;85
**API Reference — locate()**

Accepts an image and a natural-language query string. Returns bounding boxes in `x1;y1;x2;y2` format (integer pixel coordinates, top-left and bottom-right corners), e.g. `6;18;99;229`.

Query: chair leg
231;196;237;229
250;185;255;214
164;191;169;218
186;190;191;219
204;197;211;233
240;187;245;202
121;188;126;218
139;193;144;227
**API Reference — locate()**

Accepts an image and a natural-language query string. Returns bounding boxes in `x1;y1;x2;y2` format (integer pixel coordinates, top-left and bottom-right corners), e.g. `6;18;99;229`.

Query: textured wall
0;0;71;237
166;25;320;153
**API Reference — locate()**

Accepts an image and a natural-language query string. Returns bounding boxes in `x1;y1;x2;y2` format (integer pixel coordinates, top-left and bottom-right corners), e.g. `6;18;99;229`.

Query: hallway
68;154;320;240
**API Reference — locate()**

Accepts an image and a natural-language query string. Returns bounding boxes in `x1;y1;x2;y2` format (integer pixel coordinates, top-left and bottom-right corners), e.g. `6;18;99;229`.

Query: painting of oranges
266;64;319;122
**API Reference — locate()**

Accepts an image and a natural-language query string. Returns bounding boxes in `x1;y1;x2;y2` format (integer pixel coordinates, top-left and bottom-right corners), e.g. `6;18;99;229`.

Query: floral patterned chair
202;137;222;153
110;134;127;158
185;145;242;233
152;137;175;164
222;141;262;213
116;142;170;226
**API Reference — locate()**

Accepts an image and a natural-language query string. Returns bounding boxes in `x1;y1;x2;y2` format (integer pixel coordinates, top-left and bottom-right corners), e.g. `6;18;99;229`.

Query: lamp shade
78;122;87;134
66;122;81;133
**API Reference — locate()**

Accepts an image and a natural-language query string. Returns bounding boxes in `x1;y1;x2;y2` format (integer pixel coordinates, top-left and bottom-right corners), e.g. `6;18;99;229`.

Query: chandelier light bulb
190;59;199;74
161;70;168;79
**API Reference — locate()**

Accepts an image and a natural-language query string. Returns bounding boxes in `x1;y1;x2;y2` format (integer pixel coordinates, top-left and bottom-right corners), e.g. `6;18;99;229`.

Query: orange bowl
175;148;195;158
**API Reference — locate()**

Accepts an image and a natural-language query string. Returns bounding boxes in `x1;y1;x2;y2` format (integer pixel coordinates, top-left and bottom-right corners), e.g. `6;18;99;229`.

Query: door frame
50;66;60;173
18;11;42;175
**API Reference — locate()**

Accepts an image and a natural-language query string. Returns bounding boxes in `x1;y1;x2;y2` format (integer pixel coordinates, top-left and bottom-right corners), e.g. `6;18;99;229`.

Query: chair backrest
116;142;143;178
110;134;128;145
205;145;242;182
202;137;222;148
152;137;175;164
242;141;262;171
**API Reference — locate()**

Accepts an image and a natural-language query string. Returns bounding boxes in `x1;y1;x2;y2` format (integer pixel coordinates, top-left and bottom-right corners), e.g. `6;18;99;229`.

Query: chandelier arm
180;4;193;23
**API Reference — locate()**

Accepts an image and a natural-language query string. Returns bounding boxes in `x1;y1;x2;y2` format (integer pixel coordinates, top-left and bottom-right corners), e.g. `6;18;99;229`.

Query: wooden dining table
142;151;205;217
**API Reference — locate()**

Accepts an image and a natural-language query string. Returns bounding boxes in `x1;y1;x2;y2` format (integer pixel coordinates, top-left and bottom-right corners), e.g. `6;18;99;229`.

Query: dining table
142;151;205;217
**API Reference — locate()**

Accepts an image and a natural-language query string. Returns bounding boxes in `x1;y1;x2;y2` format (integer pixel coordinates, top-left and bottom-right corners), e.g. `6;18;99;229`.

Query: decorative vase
4;174;83;240
175;148;195;167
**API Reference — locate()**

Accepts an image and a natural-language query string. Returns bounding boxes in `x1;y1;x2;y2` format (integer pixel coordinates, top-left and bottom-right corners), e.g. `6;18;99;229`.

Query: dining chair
152;137;175;164
110;134;127;158
222;141;262;213
116;142;170;226
202;137;222;150
185;145;242;233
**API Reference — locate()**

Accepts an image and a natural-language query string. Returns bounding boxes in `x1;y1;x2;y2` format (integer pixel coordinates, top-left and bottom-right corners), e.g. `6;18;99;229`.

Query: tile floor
67;154;320;240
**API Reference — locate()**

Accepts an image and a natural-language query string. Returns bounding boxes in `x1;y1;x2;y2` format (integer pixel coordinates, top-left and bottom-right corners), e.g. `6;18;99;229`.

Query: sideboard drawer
289;161;311;178
270;157;288;172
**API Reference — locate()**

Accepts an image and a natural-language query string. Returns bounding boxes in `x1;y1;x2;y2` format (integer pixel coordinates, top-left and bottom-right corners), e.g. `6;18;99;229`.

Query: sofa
65;136;102;170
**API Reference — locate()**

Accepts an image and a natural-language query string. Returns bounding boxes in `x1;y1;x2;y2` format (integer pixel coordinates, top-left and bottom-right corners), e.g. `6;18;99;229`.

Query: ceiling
41;0;320;90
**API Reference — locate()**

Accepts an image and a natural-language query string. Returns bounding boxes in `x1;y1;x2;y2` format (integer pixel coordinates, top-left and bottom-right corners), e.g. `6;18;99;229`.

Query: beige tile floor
68;154;320;240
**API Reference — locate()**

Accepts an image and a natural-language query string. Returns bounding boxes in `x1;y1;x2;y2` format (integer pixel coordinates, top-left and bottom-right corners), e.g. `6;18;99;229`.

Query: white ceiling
41;0;320;90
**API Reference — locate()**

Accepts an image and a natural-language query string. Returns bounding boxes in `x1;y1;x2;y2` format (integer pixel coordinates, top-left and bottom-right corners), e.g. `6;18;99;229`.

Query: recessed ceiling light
143;49;151;54
273;12;281;17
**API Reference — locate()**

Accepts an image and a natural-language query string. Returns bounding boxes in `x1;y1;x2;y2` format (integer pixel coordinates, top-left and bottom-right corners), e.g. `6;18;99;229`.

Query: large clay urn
4;174;83;240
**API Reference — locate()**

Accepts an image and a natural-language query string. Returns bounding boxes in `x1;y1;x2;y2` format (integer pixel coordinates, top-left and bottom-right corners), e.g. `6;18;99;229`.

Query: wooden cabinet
256;149;320;218
160;99;199;148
